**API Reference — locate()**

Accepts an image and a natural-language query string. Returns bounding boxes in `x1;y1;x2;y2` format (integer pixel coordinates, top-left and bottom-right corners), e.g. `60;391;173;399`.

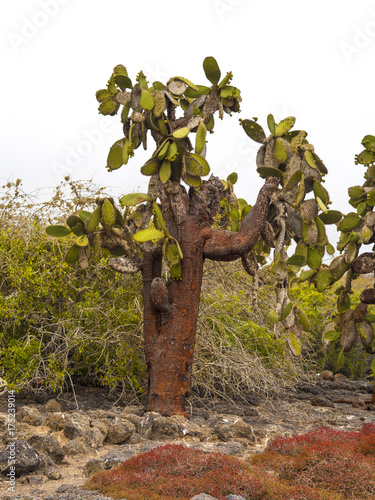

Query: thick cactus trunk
142;221;205;417
140;178;276;417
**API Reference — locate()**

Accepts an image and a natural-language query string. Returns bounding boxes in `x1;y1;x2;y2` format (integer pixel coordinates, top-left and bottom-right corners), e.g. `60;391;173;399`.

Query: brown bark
142;177;278;417
143;218;205;417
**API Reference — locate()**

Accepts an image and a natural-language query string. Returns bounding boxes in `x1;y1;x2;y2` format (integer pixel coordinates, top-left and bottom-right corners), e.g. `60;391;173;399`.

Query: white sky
2;0;375;223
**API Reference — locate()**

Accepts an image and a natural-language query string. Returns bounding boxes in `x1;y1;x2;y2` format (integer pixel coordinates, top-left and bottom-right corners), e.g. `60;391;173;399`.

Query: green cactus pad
312;153;328;175
360;225;373;243
134;228;165;242
338;212;360;232
257;167;283;179
273;138;287;163
357;149;375;165
288;331;301;356
356;201;367;216
157;140;172;161
316;217;327;244
139;89;154;111
337;290;351;313
318;210;342;224
299;268;317;282
101;199;116;226
287;254;306;266
46;225;71;237
113;64;128;76
316;269;332;292
242;119;266;143
141;158;160;176
114;75;133;91
122;138;130;165
330;255;348;282
67;216;85;236
152;203;166;231
76;235;89;247
295;308;311;331
307;246;322;269
119;193;152;207
107;141;124;171
285;170;302;190
274;117;296;137
203;56;221;85
173;127;190;139
361;135;375;149
153;93;166;117
344;241;357;264
86;206;101;233
304;150;317;169
184;85;211;98
182;171;201;188
189;153;210;176
367;189;375;207
78;211;91;222
323;329;341;343
220;86;240;99
280;302;294;321
159;160;171;184
348;185;364;200
169;260;182;280
96;89;112;102
326;243;335;255
99;98;119;116
313;181;329;205
164;240;181;266
294;177;306;206
270;310;279;324
195;121;207;154
166;141;178;160
267;114;276;135
65;244;80;264
316;197;328;213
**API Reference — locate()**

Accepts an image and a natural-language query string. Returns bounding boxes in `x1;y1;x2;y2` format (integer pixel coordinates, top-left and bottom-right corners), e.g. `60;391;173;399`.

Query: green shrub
0;203;146;393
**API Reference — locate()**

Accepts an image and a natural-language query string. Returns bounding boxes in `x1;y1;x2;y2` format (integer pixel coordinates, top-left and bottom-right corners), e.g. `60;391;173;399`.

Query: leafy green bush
0;181;146;394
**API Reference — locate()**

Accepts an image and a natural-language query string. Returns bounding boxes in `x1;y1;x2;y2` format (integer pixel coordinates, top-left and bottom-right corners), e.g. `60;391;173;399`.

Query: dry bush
192;260;315;404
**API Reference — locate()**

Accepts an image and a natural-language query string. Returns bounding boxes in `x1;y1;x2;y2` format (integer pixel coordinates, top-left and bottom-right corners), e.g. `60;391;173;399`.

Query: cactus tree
48;57;370;417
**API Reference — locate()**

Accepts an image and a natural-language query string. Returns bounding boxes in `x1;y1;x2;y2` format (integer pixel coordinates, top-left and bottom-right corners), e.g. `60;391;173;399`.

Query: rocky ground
0;372;374;500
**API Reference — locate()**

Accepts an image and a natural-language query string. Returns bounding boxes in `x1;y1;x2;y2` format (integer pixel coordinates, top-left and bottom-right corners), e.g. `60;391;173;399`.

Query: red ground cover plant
84;424;375;500
83;443;258;500
251;423;375;499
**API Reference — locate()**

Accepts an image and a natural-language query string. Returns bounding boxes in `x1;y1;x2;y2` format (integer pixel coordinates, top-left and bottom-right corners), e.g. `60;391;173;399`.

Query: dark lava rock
0;440;41;476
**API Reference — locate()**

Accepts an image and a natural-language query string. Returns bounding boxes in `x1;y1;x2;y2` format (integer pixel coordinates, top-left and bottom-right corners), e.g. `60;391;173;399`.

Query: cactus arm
203;177;279;260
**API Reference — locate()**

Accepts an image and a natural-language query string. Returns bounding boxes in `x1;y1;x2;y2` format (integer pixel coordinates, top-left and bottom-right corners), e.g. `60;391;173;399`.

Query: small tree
47;57;374;416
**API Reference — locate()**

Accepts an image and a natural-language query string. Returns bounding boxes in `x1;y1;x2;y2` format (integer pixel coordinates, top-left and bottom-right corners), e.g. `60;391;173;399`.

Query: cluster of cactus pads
241;115;339;355
46;57;375;375
97;57;240;186
242;119;375;370
47;57;243;281
321;135;375;370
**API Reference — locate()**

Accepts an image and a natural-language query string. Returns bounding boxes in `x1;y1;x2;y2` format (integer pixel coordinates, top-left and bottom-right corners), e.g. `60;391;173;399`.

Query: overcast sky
2;0;375;219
